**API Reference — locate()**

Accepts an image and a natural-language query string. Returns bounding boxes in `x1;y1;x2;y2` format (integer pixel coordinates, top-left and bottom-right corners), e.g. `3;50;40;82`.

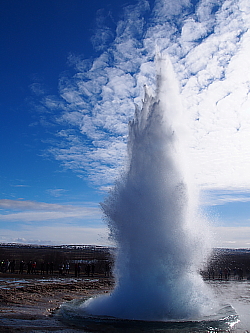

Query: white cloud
35;0;250;202
181;10;250;190
11;184;30;188
47;188;68;197
0;199;92;211
201;190;250;206
0;199;101;223
212;226;250;249
153;0;191;18
0;211;94;222
30;82;46;96
0;199;111;245
0;224;111;246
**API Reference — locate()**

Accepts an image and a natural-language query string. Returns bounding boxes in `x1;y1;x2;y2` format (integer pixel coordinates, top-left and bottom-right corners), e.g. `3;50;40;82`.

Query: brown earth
0;276;114;332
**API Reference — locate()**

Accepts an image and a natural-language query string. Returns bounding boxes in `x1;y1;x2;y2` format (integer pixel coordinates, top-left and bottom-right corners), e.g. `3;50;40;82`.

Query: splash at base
59;298;239;332
82;55;216;321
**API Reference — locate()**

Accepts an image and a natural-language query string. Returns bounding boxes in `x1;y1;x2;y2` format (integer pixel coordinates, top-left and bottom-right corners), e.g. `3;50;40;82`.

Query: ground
0;274;114;332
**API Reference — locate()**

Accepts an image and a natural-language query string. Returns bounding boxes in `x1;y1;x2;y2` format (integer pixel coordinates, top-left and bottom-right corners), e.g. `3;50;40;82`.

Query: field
0;244;250;332
1;244;250;279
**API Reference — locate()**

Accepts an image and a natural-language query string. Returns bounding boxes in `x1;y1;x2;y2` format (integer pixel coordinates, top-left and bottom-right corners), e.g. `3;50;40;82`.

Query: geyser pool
81;55;215;321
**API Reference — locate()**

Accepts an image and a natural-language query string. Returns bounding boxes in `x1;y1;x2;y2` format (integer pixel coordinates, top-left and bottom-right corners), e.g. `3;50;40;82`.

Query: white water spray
82;55;214;321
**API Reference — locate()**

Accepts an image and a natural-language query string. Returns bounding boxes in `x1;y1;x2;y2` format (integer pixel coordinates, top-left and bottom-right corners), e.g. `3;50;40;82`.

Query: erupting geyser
82;54;214;321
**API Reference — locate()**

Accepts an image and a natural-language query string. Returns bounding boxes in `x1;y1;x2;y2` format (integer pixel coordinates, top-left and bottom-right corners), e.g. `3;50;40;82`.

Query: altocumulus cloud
33;0;250;198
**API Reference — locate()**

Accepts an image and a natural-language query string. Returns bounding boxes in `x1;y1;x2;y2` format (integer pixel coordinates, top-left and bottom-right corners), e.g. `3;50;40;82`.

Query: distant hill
1;243;250;277
0;243;113;266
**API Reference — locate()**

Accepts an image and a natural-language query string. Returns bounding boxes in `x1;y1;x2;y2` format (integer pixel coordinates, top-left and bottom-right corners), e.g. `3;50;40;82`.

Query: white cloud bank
201;189;250;206
0;199;101;222
0;224;110;246
34;0;250;199
0;199;110;245
212;226;250;248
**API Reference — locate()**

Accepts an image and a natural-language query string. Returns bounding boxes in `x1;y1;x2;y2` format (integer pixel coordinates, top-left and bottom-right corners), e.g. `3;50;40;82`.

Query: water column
82;54;213;321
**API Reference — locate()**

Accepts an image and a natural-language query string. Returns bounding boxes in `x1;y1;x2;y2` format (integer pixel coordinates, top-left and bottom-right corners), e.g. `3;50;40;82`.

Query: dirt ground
0;274;114;332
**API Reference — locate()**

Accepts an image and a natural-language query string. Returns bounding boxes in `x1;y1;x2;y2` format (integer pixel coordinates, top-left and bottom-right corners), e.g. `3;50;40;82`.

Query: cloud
181;13;250;190
47;188;68;197
0;224;111;246
33;0;250;199
0;211;93;222
30;82;46;96
0;200;110;245
212;226;250;249
11;184;30;188
0;199;90;211
0;199;101;223
201;190;250;206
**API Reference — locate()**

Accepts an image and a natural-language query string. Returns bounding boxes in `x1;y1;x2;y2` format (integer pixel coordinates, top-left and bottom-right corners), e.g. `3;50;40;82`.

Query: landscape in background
0;243;250;281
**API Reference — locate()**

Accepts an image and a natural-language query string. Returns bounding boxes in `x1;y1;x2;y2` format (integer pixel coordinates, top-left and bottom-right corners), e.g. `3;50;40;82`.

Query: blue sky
1;0;250;248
